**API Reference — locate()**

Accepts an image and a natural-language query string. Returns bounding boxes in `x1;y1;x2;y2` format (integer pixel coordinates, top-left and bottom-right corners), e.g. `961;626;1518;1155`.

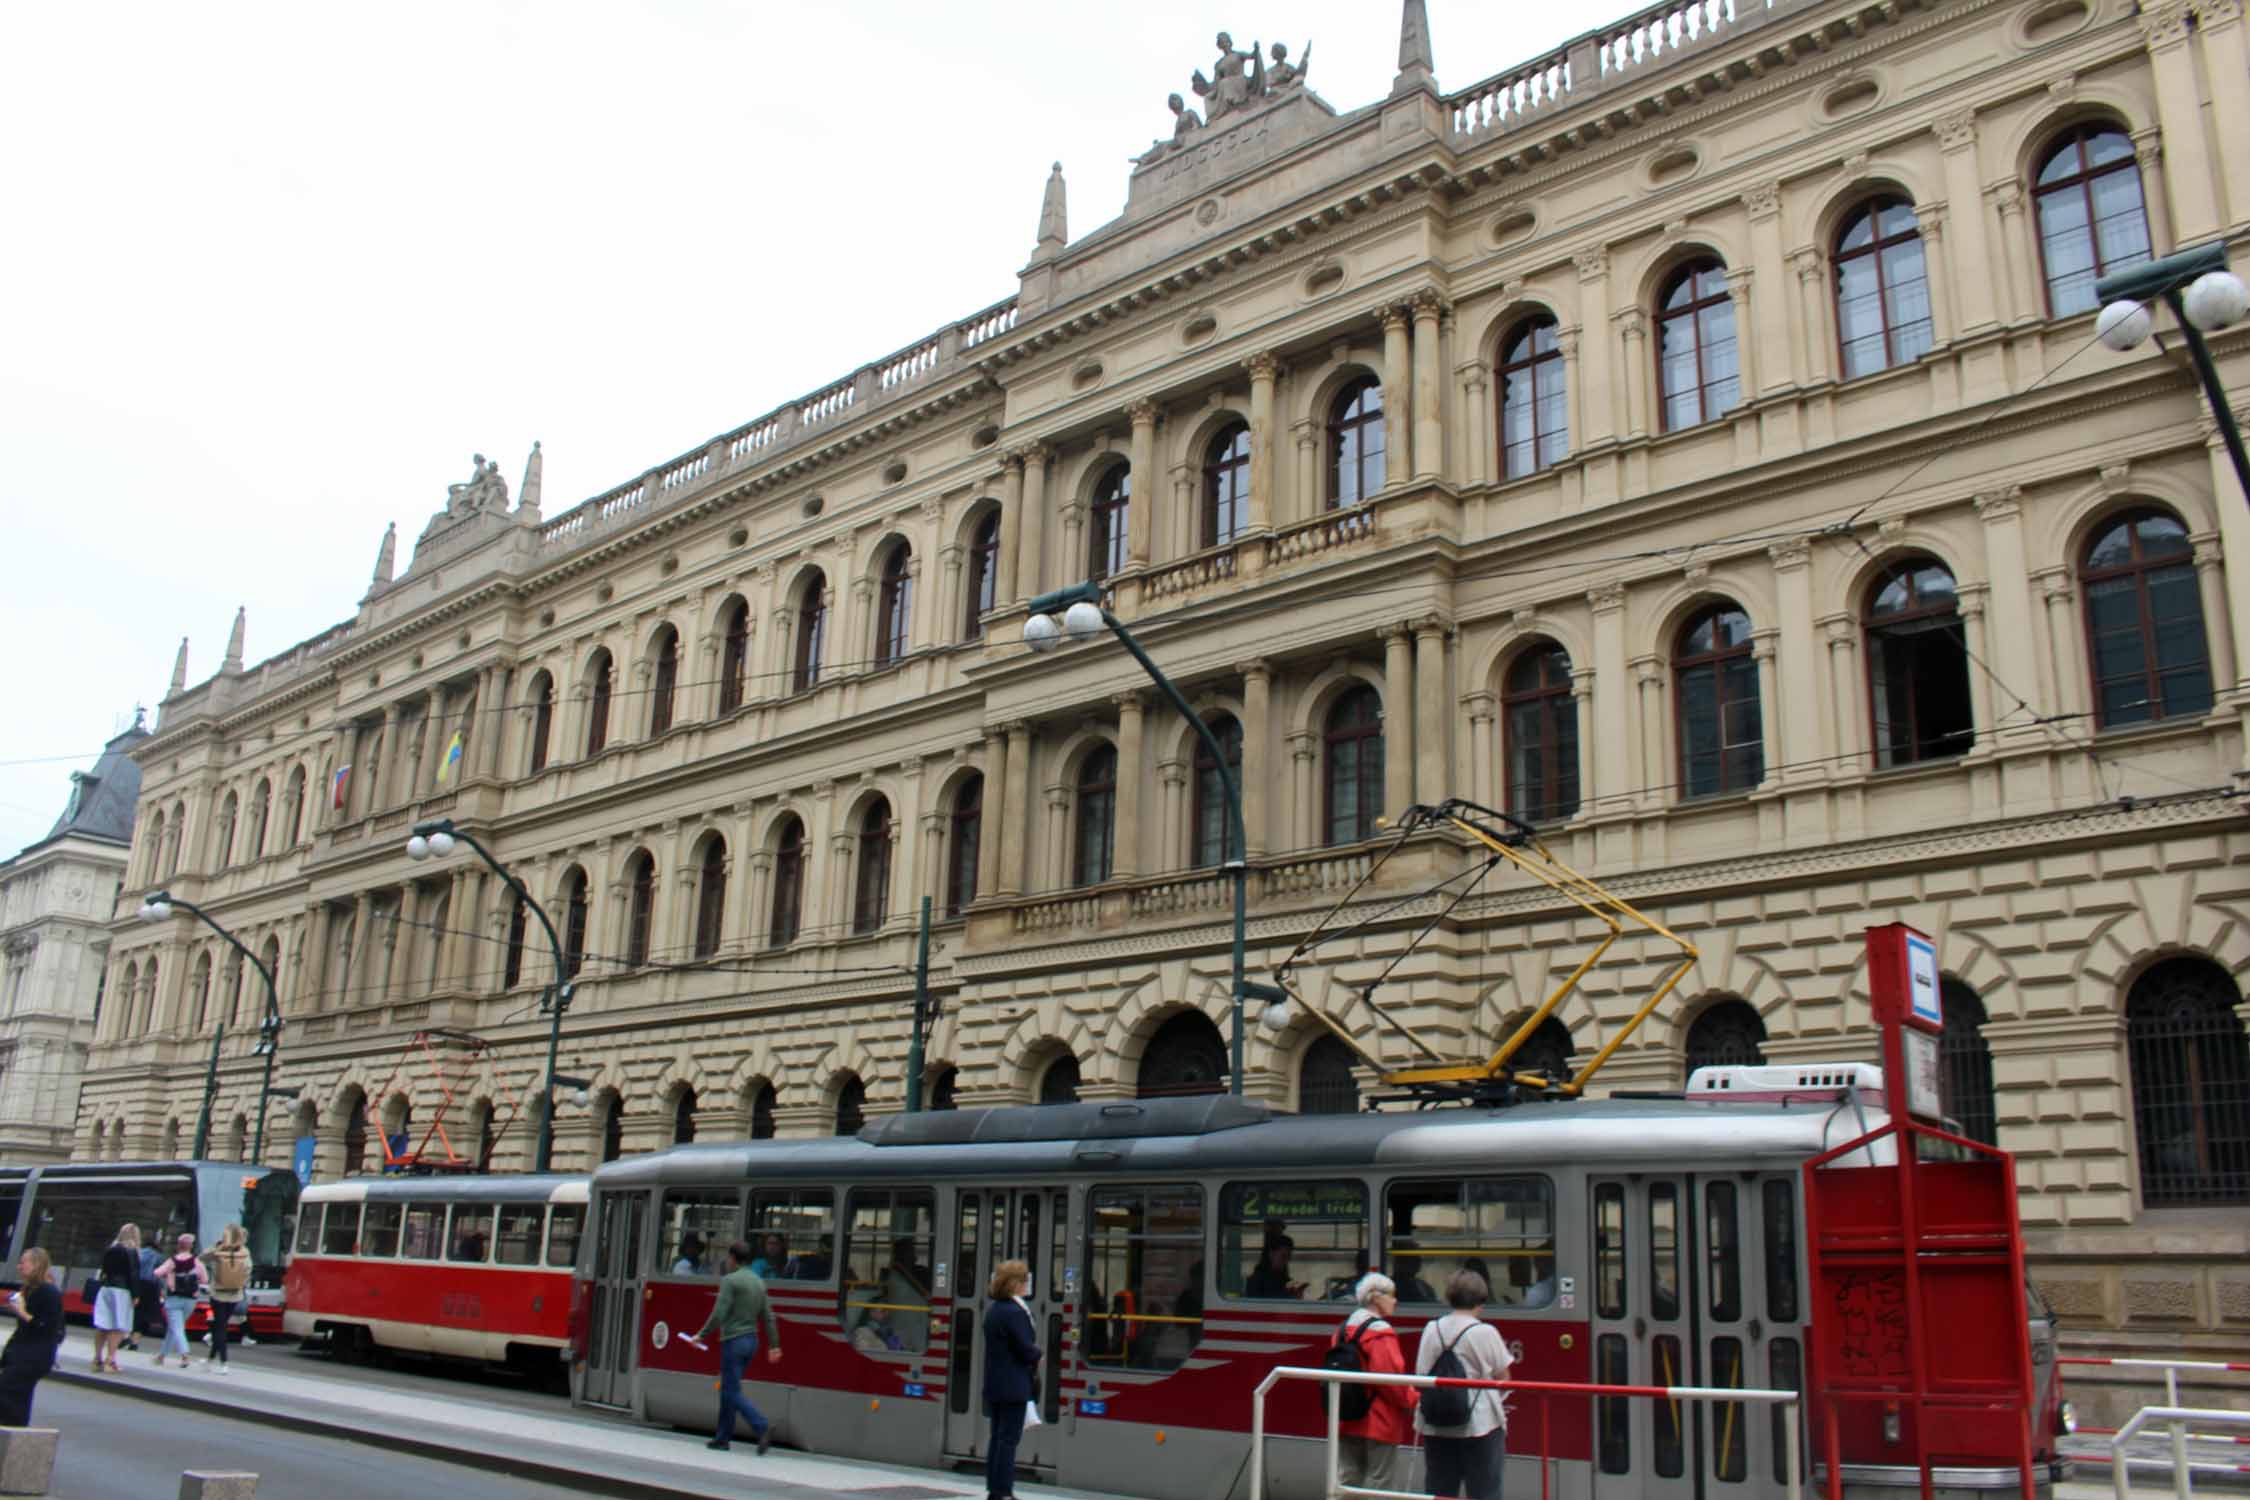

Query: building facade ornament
1934;108;1977;153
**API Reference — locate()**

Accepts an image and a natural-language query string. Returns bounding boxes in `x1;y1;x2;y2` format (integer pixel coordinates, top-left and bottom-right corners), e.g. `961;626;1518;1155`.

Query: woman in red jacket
1335;1272;1417;1490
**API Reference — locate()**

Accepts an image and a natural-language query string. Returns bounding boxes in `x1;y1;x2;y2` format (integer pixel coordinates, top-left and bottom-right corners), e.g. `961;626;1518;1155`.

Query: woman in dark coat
0;1249;64;1425
981;1258;1041;1500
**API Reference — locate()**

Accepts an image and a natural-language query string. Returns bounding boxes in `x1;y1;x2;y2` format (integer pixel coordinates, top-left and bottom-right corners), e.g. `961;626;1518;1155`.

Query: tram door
583;1189;650;1409
943;1186;1071;1469
1587;1175;1793;1500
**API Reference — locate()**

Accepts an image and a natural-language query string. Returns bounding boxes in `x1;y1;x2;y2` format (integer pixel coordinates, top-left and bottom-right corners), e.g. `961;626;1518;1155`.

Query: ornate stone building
0;719;147;1164
80;0;2250;1404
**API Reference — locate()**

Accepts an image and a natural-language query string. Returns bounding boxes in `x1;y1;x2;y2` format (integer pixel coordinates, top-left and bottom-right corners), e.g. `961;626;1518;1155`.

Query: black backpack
1419;1322;1476;1427
1323;1317;1383;1420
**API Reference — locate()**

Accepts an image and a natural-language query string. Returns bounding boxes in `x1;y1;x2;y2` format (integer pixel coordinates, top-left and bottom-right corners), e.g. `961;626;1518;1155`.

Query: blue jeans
986;1398;1027;1500
714;1333;769;1445
162;1298;195;1359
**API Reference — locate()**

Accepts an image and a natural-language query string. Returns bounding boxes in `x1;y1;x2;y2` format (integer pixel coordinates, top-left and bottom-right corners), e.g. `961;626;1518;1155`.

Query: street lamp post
1025;583;1287;1095
2096;243;2250;501
138;892;281;1161
407;818;572;1171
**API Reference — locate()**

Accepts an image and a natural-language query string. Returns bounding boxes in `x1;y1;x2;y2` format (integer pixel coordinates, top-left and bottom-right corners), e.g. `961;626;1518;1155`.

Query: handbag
79;1277;98;1307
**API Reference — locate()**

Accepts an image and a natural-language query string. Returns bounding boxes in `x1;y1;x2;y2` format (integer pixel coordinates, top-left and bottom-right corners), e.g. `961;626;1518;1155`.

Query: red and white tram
283;1173;585;1370
574;1067;2067;1500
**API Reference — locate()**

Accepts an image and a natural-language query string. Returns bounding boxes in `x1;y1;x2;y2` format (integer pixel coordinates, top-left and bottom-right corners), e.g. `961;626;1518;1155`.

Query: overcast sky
0;0;1623;858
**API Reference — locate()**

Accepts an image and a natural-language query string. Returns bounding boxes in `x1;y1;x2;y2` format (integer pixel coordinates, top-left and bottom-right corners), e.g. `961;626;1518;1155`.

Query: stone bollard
178;1475;258;1500
0;1428;58;1496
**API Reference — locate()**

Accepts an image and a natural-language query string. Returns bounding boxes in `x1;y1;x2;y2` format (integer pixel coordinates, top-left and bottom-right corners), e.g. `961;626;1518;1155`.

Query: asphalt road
33;1377;584;1499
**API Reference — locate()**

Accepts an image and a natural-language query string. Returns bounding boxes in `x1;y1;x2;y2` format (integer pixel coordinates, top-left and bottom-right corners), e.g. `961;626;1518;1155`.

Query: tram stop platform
47;1345;2183;1500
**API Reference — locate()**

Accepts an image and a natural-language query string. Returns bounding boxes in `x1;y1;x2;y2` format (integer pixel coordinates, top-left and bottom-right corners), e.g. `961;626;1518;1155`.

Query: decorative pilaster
2141;2;2220;244
1018;446;1052;601
999;722;1031;895
1612;309;1650;439
1822;617;1865;772
1114;693;1145;879
1413;620;1449;803
1464;691;1498;809
1127;402;1159;565
1380;306;1413;480
997;454;1026;605
1409;292;1446;481
1247;354;1280;532
1751;633;1782;789
1240;660;1272;857
1574;252;1616;446
1933;109;1998;333
1382;624;1416;818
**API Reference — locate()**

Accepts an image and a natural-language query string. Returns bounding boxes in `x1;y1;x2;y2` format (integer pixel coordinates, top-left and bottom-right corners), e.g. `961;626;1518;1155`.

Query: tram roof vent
858;1095;1274;1148
1686;1061;1886;1101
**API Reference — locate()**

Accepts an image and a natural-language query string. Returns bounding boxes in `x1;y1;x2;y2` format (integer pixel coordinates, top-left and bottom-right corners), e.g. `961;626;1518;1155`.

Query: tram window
294;1204;323;1256
545;1204;585;1268
1217;1180;1367;1301
448;1204;496;1263
1648;1182;1681;1321
659;1190;741;1278
361;1202;403;1258
1705;1180;1741;1322
1384;1176;1555;1308
1595;1332;1631;1473
30;1179;195;1276
840;1188;935;1354
1652;1333;1687;1476
1594;1183;1626;1320
750;1189;834;1281
1085;1184;1204;1373
1769;1338;1804;1483
1710;1334;1749;1481
496;1205;544;1266
401;1201;447;1260
1762;1179;1799;1323
322;1203;361;1257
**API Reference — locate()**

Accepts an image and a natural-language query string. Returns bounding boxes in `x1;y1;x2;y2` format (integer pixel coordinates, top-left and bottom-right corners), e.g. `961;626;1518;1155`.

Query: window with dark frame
965;514;1000;639
585;654;612;757
1499;318;1568;477
1684;999;1767;1075
503;898;527;987
1191;714;1243;868
1089;465;1131;582
853;799;893;934
1040;1054;1082;1104
838;1185;932;1352
1673;605;1762;798
1866;557;1974;767
694;838;727;958
672;1087;698;1146
1656;259;1740;432
1383;1176;1557;1308
560;869;589;980
1939;980;1998;1147
2126;957;2250;1206
624;853;655;967
876;547;913;668
1217;1179;1368;1301
718;599;750;714
1323;685;1384;844
1074;747;1118;886
2033;125;2152;318
835;1076;866;1136
282;767;305;846
794;576;827;693
1833;197;1935;379
649;627;679;735
1202;422;1250;548
1327;377;1386;506
1297;1034;1361;1114
2080;508;2212;728
1503;643;1580;822
770;818;805;946
528;673;554;773
1085;1184;1205;1371
750;1085;777;1140
946;774;982;916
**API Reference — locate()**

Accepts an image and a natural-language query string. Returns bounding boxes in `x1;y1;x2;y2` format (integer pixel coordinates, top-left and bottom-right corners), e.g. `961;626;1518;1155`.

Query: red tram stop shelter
1802;923;2048;1499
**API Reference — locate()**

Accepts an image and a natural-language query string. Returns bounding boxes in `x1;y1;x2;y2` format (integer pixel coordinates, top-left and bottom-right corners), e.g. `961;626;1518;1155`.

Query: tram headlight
2056;1399;2078;1436
1882;1401;1902;1445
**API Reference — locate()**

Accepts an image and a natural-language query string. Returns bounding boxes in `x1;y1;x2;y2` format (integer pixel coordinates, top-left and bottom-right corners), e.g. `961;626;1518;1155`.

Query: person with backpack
1414;1269;1514;1500
1327;1272;1416;1490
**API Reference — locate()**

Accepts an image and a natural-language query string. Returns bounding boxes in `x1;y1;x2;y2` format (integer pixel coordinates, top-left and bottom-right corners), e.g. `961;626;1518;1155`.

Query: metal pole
537;983;562;1171
2164;289;2250;504
908;896;932;1111
249;957;281;1164
190;1022;223;1159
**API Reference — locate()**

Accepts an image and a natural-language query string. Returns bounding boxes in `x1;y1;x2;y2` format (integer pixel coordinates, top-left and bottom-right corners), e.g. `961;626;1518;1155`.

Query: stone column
745;851;772;947
1114;693;1145;879
1247;354;1279;531
2039;569;2092;726
1382;625;1415;818
1019;446;1052;602
1570;670;1596;814
1380;306;1413;479
907;543;935;656
1240;660;1271;857
1158;759;1188;870
1127;402;1158;566
374;703;403;811
999;722;1031;896
1917;205;1956;344
1458;358;1492;486
1823;618;1866;772
373;894;402;1006
1769;540;1817;781
938;542;965;648
2197;0;2250;228
1288;731;1319;849
1974;488;2041;734
1574;253;1616;446
1634;658;1666;808
1986;184;2038;324
1933;110;1998;334
1752;633;1783;788
1413;621;1448;802
827;830;854;934
1556;327;1584;461
1589;584;1631;805
1614;310;1650;439
1953;587;1994;752
1789;251;1830;387
343;890;372;1008
1727;269;1760;400
2141;2;2220;245
2209;423;2250;702
1744;182;1792;397
997;454;1026;605
1410;293;1445;481
976;729;1006;898
1465;691;1498;809
1043;785;1070;890
1291;419;1321;520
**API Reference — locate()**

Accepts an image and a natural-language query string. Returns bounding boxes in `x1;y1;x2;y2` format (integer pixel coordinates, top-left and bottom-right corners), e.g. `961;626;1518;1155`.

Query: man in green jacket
692;1240;782;1453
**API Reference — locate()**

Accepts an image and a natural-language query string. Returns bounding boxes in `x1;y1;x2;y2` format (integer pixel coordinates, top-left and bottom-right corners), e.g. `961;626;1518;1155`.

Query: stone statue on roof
446;453;510;516
1192;31;1263;121
1267;41;1310;91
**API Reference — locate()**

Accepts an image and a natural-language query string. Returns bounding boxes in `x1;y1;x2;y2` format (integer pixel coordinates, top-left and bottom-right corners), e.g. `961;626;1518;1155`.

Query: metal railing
1247;1364;1803;1500
2061;1357;2250;1498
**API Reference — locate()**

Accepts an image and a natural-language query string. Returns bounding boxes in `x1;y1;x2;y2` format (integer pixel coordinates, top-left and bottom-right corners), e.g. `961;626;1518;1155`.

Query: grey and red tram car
570;1064;2069;1500
283;1173;585;1367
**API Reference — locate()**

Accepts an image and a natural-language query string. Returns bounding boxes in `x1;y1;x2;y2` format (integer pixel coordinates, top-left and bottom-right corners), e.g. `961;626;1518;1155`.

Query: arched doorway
1298;1035;1360;1114
1684;999;1766;1077
1038;1055;1081;1105
1138;1011;1228;1099
2127;957;2250;1205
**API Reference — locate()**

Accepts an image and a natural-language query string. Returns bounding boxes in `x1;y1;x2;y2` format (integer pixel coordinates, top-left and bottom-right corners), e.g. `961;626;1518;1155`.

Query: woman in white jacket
1414;1269;1514;1500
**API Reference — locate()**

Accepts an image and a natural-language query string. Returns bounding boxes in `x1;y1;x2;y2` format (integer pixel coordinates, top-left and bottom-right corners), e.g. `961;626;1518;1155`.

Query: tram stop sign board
1867;922;1945;1122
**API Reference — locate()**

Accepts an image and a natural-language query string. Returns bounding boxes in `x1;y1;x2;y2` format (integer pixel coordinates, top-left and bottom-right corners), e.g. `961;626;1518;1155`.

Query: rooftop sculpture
1144;29;1311;163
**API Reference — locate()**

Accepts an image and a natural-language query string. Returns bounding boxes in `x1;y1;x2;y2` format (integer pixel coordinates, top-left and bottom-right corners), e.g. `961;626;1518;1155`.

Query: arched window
1865;558;1974;766
343;1095;369;1176
223;951;245;1027
1674;605;1762;798
1089;465;1131;583
601;1094;623;1163
1299;1035;1361;1114
281;767;305;847
257;937;280;1020
1138;1011;1228;1099
649;627;679;735
247;780;271;860
1323;686;1384;844
1512;1015;1575;1085
1327;376;1387;506
1074;748;1118;887
1192;714;1244;868
2082;509;2212;727
929;1067;958;1111
624;851;655;968
215;791;238;868
717;599;750;714
1499;318;1568;477
1685;999;1767;1076
1940;980;1997;1147
1039;1055;1081;1105
1503;644;1580;822
190;952;213;1032
1834;197;1934;378
694;837;728;958
1203;422;1250;548
2034;125;2152;319
527;672;555;774
965;514;1000;640
584;652;613;757
794;574;828;692
560;867;589;980
1657;259;1740;432
946;774;983;917
876;546;913;668
749;1082;776;1140
835;1076;866;1136
2128;957;2250;1205
673;1086;697;1145
166;801;185;877
503;897;527;988
852;799;893;934
770;817;805;946
142;812;165;886
139;959;158;1034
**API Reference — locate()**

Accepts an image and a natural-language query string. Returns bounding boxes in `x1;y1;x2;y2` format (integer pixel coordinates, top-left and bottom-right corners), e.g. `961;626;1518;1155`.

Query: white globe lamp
1023;613;1062;653
2181;270;2249;332
2095;299;2153;352
1062;599;1105;641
